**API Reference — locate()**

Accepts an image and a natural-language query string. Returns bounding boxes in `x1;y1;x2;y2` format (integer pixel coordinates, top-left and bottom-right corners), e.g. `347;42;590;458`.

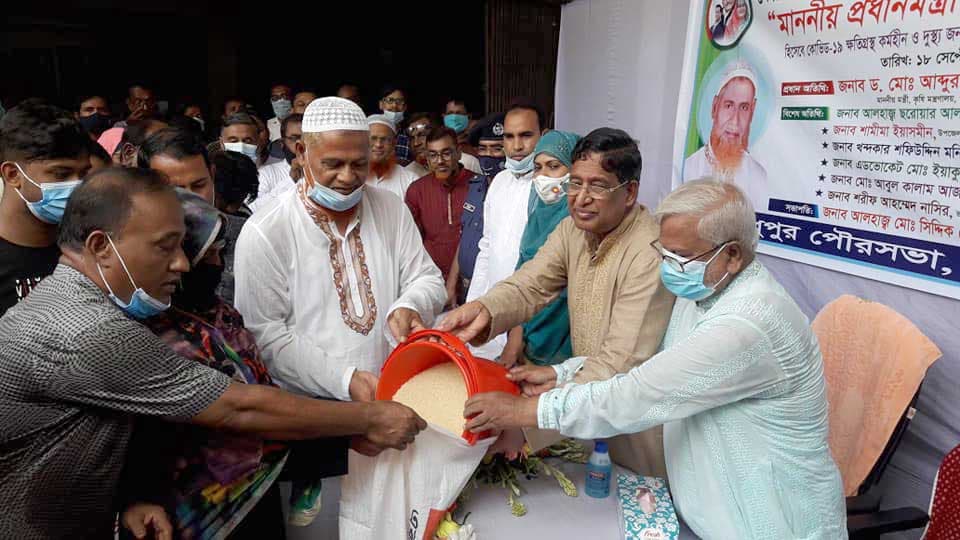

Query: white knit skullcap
367;114;397;133
716;62;758;97
302;97;369;133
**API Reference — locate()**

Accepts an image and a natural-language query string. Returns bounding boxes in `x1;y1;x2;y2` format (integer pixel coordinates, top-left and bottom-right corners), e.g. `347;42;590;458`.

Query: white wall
556;1;959;535
555;0;690;210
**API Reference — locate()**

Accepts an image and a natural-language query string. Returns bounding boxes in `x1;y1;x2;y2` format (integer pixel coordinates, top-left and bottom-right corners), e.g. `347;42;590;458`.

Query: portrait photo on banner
682;40;774;214
705;0;753;49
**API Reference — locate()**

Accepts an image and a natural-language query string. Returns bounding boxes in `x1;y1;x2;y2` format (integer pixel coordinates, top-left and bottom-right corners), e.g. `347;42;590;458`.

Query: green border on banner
781;107;830;121
683;0;724;159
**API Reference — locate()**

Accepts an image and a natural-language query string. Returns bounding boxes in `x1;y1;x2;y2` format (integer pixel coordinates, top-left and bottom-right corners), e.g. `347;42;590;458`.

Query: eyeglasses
270;94;290;102
407;123;430;135
649;240;731;272
427;149;456;162
382;97;406;106
283;134;302;144
561;179;633;199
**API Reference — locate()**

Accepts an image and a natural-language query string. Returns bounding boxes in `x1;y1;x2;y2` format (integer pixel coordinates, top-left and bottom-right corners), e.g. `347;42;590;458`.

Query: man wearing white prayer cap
234;97;446;405
683;61;769;212
365;113;419;200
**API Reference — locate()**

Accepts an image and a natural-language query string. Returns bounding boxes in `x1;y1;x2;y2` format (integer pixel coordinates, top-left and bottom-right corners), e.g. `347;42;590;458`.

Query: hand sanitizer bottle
585;440;612;498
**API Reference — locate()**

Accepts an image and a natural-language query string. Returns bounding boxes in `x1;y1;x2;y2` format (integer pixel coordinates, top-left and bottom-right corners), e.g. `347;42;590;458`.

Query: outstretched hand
121;503;172;540
434;301;491;344
508;365;559;397
463;391;538;433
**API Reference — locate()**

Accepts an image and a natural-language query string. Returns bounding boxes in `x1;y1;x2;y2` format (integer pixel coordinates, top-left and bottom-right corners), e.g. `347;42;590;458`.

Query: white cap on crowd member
366;114;397;133
302;97;368;133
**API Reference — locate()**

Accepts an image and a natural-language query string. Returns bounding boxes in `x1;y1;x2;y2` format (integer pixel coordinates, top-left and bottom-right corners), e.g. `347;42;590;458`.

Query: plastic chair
811;295;941;537
846;443;960;538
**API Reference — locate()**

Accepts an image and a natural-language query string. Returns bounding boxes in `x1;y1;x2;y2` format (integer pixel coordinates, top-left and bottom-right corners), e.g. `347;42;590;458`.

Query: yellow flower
435;513;461;538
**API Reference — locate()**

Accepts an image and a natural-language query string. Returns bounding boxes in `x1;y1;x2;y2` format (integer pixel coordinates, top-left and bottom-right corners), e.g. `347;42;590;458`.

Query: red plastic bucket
376;329;520;445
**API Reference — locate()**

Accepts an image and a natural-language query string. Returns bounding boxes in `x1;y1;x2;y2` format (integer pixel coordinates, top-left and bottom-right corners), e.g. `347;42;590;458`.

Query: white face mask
224;142;258;162
303;147;364;212
383;110;404;125
532;173;569;204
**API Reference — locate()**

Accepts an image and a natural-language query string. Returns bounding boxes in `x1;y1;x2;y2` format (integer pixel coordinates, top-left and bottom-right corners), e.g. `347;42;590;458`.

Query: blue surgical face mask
659;242;731;301
224;142;259;162
505;152;535;176
11;163;81;224
478;155;505;178
304;147;364;212
444;114;469;133
271;98;292;120
383;110;404;125
97;235;171;319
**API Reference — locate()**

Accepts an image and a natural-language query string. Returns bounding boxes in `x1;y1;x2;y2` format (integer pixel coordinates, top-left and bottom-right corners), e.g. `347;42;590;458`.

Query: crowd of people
0;81;846;539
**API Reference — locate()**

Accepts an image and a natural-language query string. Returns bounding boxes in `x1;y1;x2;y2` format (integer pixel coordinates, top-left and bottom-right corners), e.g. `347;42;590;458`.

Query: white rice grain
393;362;468;435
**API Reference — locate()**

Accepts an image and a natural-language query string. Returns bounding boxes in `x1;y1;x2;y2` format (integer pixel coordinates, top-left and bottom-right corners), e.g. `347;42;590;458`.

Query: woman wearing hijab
500;131;581;368
121;191;340;539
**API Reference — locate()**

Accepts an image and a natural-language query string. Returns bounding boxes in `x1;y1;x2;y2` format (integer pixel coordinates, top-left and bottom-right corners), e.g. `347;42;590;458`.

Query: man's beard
709;130;748;177
371;155;396;179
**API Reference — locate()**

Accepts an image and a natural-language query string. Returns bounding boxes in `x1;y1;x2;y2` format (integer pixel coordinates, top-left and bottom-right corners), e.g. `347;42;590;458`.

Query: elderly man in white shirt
453;180;846;540
249;113;302;214
365;114;419;200
464;102;544;359
234;97;446;403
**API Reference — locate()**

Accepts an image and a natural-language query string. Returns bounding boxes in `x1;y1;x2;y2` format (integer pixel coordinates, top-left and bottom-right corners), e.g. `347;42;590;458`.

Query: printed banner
672;0;960;299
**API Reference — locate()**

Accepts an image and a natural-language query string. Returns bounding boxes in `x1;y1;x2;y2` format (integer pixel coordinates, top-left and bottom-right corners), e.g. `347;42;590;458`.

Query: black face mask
283;145;297;164
78;113;114;136
174;263;225;311
478;155;505;178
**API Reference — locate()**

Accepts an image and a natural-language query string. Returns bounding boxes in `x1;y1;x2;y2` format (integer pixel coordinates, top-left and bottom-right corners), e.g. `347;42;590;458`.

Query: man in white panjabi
464;102;543;360
683;62;769;212
457;180;846;540
234;97;446;403
248;113;302;214
365;114;419;201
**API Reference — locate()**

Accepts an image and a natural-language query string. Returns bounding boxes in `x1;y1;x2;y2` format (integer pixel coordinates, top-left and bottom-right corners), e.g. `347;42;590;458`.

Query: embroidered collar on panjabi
296;179;362;232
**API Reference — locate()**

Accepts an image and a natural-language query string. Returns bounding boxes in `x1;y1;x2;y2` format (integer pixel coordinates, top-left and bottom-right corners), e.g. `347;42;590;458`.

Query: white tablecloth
462;462;701;539
285;463;701;539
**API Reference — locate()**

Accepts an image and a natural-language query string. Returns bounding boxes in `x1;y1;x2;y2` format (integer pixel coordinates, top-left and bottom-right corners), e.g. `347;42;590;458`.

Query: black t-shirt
0;236;60;318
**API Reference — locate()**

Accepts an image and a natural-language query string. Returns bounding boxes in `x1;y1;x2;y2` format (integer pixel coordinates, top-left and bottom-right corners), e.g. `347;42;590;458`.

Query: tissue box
616;473;680;540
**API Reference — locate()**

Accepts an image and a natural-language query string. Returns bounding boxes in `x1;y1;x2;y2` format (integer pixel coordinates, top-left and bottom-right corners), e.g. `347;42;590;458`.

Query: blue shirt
394;133;412;166
457;174;490;281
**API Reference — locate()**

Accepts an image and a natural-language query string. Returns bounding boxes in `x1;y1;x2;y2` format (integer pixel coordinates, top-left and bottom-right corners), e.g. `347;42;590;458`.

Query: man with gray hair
219;112;261;164
461;178;846;539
